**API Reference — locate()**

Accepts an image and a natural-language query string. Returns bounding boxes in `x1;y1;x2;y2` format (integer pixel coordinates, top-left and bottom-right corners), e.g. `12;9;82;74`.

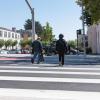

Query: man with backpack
56;34;67;66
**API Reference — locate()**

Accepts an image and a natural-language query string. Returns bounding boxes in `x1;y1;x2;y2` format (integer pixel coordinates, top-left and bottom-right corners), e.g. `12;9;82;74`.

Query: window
0;31;2;37
8;32;11;38
12;33;14;38
4;32;7;37
15;34;17;38
18;35;20;39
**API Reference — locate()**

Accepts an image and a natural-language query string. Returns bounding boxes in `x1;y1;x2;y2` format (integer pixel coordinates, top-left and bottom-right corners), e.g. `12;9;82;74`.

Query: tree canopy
24;19;43;35
76;0;100;24
42;22;53;45
0;39;5;48
24;19;54;45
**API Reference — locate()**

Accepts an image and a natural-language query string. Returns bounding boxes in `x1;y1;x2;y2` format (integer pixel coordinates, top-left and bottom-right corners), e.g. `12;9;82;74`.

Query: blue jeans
33;52;41;63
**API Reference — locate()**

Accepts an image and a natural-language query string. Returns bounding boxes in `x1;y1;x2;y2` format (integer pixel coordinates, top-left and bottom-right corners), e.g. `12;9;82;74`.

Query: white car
0;50;9;54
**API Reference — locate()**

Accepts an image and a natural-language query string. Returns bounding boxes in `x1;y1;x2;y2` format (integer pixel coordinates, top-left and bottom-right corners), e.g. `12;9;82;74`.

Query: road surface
0;62;100;100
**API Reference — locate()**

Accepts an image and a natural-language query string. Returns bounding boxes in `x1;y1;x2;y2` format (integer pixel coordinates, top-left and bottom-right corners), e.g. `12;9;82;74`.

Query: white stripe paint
0;88;99;100
0;76;100;83
0;66;100;71
0;66;40;69
0;70;100;75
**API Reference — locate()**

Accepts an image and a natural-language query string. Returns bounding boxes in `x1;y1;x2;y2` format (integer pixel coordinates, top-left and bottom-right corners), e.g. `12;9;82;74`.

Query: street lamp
25;0;35;41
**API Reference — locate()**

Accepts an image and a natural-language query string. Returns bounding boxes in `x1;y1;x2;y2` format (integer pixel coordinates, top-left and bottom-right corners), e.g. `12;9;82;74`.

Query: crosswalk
0;64;100;100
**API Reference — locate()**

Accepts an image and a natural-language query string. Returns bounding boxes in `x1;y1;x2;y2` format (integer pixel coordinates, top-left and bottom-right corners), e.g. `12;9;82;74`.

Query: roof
0;27;20;34
0;27;13;32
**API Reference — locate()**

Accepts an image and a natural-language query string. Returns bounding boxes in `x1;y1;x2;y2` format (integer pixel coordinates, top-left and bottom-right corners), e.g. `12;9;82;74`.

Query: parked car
70;48;78;55
9;50;17;54
0;50;9;54
69;48;84;55
9;49;22;54
21;49;30;54
43;45;56;56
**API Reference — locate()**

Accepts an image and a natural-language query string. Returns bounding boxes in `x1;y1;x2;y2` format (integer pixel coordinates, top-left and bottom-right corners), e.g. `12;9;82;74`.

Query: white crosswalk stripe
0;64;100;100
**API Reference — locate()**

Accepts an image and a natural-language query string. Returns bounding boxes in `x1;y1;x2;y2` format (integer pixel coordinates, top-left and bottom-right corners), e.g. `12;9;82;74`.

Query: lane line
0;76;100;83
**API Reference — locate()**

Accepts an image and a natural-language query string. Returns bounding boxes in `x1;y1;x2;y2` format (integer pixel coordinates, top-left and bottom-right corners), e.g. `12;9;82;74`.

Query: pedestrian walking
56;34;67;66
31;37;44;64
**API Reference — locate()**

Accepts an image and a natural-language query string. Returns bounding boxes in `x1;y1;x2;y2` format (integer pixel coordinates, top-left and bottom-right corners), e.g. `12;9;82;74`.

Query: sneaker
37;61;40;64
61;64;63;67
31;58;34;64
59;62;62;66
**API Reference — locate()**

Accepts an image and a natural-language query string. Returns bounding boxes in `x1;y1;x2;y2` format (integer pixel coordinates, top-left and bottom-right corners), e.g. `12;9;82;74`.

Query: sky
0;0;82;40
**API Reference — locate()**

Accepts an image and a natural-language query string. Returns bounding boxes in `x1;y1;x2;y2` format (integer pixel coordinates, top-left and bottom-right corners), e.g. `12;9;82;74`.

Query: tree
20;40;27;49
11;40;18;49
5;40;12;49
76;0;100;24
20;39;31;49
42;22;53;45
24;19;32;30
35;21;43;36
24;19;43;35
0;39;5;49
67;40;77;48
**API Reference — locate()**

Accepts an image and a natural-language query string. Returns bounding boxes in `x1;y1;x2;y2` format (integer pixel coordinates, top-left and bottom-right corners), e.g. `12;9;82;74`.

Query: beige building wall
0;27;21;50
87;24;100;54
96;24;100;53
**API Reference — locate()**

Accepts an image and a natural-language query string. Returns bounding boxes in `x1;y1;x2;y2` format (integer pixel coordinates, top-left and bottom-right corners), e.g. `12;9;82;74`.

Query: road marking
0;76;100;83
1;66;100;70
0;88;99;100
0;70;100;75
0;66;40;68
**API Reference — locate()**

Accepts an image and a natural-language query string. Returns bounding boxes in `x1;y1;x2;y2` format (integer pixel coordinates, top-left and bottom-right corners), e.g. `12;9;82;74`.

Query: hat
59;34;64;39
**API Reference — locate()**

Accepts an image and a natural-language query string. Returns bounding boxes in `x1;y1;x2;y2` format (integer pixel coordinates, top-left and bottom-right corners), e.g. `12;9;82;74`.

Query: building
17;29;38;41
87;23;100;54
0;27;21;49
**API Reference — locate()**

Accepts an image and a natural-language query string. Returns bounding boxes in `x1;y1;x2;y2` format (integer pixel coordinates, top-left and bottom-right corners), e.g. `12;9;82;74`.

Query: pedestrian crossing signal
77;29;81;35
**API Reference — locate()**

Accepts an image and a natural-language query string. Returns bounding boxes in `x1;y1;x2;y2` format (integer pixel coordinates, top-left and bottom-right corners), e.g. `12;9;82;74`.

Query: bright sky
0;0;82;40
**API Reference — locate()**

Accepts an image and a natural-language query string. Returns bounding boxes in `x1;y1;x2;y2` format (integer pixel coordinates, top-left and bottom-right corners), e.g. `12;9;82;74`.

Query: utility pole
25;0;35;41
82;1;86;56
76;29;81;54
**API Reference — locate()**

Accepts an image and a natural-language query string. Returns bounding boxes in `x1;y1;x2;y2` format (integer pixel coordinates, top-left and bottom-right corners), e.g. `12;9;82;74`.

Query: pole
25;0;35;41
77;32;78;54
25;0;33;11
82;2;86;56
32;8;35;41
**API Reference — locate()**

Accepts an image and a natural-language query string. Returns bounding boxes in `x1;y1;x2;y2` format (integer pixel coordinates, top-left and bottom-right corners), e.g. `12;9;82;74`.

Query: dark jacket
56;39;67;52
32;40;42;53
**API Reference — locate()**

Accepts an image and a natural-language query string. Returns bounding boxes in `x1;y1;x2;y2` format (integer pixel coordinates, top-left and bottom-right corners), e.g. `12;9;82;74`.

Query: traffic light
83;10;92;25
83;10;92;26
86;15;92;25
77;29;81;35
